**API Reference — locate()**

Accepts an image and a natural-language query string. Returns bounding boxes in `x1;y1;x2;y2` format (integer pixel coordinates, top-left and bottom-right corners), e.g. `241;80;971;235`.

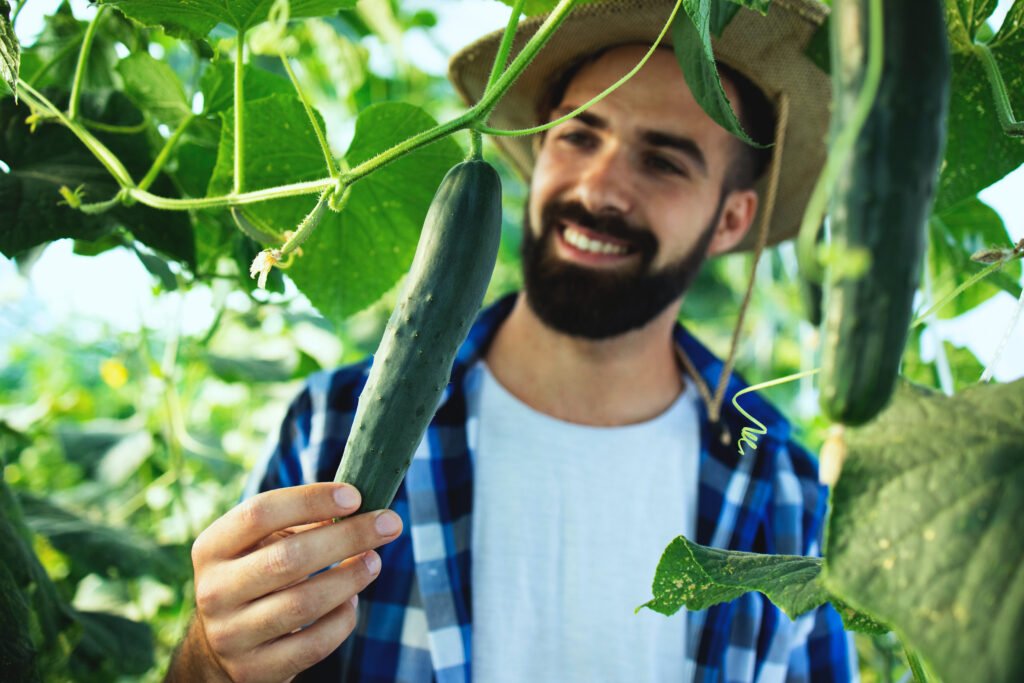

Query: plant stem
484;0;527;94
78;191;127;214
468;129;483;160
911;261;1006;327
279;51;339;178
138;114;195;192
797;0;884;284
11;0;28;25
18;77;135;187
128;177;333;210
234;30;246;194
78;115;150;134
904;645;932;683
342;109;477;184
69;4;106;120
280;189;332;256
976;42;1024;137
477;0;682;137
474;0;580;121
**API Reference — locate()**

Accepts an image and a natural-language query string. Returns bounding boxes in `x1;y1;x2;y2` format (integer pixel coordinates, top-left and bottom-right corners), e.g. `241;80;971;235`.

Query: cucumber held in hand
334;159;502;511
819;0;950;426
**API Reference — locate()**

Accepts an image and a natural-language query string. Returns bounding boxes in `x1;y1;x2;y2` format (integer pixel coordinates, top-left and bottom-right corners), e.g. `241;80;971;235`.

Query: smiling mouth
557;222;637;257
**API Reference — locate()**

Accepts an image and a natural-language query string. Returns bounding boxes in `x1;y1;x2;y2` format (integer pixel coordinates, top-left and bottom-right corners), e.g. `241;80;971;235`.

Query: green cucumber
819;0;950;425
333;159;502;511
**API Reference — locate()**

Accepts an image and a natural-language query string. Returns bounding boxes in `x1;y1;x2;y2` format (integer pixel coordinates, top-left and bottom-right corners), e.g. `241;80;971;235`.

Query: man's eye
559;130;594;148
646;154;684;176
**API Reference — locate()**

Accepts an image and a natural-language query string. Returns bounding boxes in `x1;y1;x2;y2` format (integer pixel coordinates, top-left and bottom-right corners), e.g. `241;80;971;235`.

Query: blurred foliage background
1;0;1021;681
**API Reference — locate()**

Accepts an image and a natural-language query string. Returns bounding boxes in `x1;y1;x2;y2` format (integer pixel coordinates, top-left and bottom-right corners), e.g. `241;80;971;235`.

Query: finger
193;483;362;562
225;596;359;683
230;509;401;604
223;550;380;653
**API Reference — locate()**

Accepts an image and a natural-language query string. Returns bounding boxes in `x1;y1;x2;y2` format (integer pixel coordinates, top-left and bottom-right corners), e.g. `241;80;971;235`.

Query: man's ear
706;188;758;256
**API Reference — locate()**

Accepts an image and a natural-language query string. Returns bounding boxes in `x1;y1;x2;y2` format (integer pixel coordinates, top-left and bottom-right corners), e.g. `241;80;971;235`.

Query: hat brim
448;0;831;252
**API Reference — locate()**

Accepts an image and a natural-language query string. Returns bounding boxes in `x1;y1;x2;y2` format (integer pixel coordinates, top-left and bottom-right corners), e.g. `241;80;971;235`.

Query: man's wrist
164;614;233;683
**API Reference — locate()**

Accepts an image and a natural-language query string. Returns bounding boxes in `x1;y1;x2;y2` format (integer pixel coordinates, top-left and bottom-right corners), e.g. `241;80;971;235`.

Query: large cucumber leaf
99;0;358;41
206;94;462;323
824;378;1024;683
671;0;760;146
928;196;1022;319
0;90;195;265
639;534;887;633
288;102;464;323
114;53;191;127
936;0;1024;211
640;535;828;619
0;0;18;96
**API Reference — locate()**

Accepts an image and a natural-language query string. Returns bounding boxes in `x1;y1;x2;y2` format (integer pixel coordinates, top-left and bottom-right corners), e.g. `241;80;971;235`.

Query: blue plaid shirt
247;294;857;682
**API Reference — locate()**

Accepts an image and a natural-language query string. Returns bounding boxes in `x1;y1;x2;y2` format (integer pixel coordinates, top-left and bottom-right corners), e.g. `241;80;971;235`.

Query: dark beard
520;195;723;340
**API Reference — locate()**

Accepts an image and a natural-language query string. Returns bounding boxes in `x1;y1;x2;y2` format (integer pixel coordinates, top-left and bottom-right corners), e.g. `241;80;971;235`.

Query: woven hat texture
448;0;831;251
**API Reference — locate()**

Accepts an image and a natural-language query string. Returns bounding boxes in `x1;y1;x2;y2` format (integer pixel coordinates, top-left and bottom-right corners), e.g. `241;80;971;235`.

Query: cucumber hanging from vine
818;0;951;426
333;159;502;512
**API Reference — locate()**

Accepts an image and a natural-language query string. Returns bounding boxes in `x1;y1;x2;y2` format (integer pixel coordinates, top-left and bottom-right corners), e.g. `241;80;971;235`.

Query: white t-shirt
466;361;700;683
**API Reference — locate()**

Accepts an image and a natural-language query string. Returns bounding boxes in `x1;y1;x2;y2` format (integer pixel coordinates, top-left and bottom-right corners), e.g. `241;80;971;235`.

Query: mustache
540;200;658;257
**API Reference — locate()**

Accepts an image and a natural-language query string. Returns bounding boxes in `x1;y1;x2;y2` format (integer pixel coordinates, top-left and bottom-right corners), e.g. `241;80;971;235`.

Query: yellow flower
250;248;282;290
100;359;129;389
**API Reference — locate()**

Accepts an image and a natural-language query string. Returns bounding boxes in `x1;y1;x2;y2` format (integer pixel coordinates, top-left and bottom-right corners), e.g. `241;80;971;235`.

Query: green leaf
207;94;462;321
0;466;76;681
18;493;186;585
17;3;122;91
204;352;295;383
199;59;292;115
936;1;1024;210
115;53;190;126
0;0;18;97
70;611;153;679
832;597;891;635
639;535;828;619
288;102;464;322
0;90;195;265
672;0;758;146
823;378;1024;683
206;93;328;237
929;198;1022;318
132;243;179;291
99;0;358;40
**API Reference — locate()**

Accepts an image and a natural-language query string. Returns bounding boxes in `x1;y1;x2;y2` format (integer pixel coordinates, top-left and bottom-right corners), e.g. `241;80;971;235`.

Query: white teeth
562;225;628;255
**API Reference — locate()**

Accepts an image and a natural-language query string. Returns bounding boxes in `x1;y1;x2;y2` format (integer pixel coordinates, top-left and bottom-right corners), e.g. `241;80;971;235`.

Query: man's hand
165;483;403;683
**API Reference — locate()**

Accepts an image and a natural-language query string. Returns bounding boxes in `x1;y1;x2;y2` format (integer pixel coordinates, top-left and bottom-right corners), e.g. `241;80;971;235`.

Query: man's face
523;45;753;339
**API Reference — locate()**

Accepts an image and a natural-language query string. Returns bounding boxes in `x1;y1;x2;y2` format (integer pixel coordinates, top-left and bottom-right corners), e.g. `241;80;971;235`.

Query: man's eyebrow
550;106;708;177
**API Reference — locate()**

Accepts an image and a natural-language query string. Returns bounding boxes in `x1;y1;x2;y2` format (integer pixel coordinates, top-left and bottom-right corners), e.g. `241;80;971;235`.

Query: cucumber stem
68;5;106;121
483;0;526;95
478;0;682;138
975;42;1024;138
233;30;246;194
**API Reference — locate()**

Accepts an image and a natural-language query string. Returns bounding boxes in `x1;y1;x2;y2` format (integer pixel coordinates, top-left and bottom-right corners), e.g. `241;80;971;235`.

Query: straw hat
448;0;831;252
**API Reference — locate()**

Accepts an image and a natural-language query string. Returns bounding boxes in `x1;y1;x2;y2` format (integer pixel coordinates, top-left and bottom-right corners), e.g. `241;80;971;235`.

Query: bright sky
1;0;1022;382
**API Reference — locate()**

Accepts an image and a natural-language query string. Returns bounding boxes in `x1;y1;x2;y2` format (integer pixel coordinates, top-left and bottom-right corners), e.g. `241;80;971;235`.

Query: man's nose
577;147;633;217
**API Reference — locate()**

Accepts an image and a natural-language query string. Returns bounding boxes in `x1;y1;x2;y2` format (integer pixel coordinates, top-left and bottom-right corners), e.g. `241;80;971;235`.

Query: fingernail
334;486;359;510
349;594;359;609
374;511;400;536
363;551;381;575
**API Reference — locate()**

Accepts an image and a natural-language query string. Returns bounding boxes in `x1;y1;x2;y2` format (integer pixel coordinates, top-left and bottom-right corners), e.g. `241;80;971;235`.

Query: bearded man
167;1;857;681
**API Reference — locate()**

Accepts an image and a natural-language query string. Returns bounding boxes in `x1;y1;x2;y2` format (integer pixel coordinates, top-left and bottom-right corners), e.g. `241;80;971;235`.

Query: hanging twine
678;91;791;431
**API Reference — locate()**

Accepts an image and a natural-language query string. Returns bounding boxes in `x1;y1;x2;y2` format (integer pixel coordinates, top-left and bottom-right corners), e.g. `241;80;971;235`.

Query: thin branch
69;5;107;120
